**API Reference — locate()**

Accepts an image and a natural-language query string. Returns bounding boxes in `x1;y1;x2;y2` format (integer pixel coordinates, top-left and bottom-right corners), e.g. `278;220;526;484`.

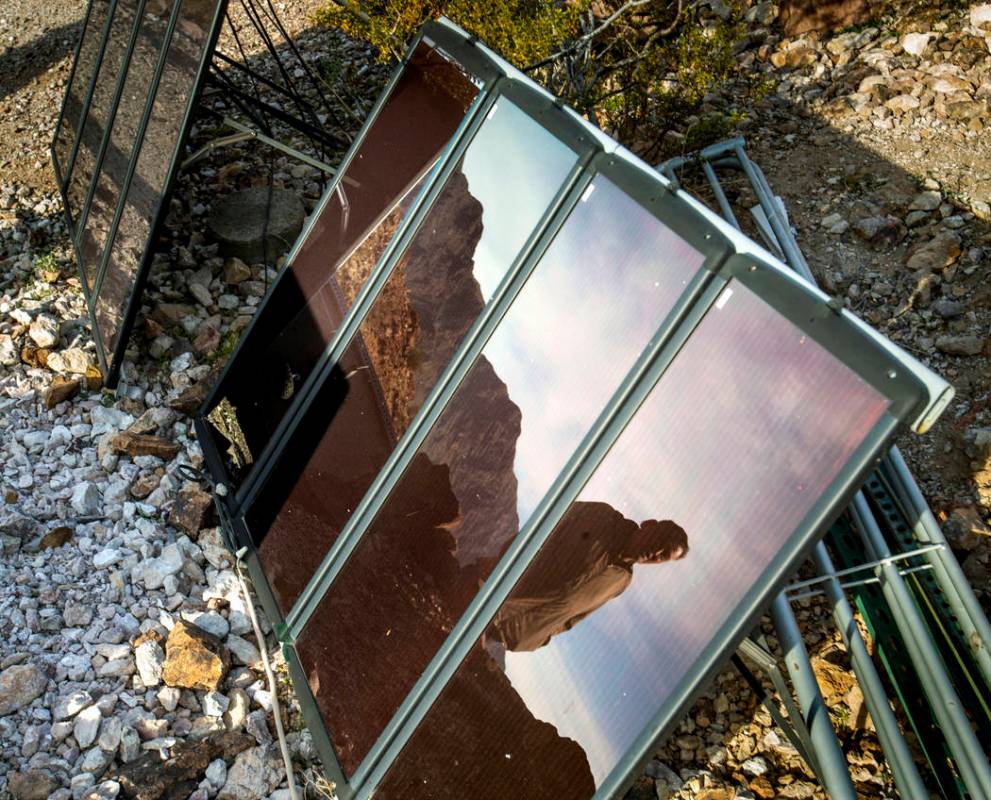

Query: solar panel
53;0;227;385
194;18;952;800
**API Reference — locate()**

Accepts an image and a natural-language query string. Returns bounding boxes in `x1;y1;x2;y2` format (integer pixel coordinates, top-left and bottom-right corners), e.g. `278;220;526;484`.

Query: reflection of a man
486;501;688;661
373;498;689;800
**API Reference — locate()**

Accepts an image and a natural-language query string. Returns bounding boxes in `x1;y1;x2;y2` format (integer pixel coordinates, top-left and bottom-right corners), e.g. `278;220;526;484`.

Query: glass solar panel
52;0;224;382
78;0;177;294
293;176;706;775
202;41;480;492
63;0;140;233
53;0;111;185
242;100;579;617
371;281;890;799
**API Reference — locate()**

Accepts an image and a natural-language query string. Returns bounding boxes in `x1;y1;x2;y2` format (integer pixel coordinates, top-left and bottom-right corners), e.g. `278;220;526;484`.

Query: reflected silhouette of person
488;501;688;655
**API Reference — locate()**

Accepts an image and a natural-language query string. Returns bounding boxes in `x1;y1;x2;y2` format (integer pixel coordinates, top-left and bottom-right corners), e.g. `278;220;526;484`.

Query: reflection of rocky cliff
374;646;596;800
359;169;486;436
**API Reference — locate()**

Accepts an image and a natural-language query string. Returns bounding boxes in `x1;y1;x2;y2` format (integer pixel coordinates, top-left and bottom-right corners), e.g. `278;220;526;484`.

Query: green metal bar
770;594;857;800
850;492;991;795
74;0;149;264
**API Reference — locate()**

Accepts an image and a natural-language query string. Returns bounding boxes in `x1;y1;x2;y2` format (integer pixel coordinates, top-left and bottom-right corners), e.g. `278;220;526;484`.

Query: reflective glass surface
94;0;217;360
295;177;706;776
79;0;176;294
203;42;479;491
373;281;889;799
244;101;578;617
64;0;140;234
53;0;111;184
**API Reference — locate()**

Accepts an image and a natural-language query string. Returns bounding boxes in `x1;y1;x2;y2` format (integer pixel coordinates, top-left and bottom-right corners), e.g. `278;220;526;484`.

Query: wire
235;551;302;800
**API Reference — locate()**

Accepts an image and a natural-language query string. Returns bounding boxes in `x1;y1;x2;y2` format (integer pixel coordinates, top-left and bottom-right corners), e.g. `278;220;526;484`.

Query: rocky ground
0;1;989;800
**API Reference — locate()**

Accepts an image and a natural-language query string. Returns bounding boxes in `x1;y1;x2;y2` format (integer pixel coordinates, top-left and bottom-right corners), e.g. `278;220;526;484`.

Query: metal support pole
850;493;991;795
810;542;930;799
770;594;857;800
882;448;991;687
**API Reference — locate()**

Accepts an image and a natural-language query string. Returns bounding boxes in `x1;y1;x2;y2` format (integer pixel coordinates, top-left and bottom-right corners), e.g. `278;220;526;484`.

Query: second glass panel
294;176;706;776
244;100;579;616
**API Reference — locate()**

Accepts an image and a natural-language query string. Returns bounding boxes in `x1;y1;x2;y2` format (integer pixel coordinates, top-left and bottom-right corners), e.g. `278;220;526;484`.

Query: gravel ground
0;2;989;800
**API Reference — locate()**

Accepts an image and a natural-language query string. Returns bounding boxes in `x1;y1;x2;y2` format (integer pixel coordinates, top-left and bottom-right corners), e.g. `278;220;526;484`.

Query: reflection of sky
461;101;576;298
502;283;889;785
482;179;705;522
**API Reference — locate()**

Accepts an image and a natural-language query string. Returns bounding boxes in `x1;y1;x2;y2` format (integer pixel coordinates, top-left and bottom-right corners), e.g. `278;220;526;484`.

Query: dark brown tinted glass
295;177;706;776
244;101;577;617
374;281;889;800
64;1;140;234
202;42;479;491
53;0;111;184
94;0;217;359
79;0;176;294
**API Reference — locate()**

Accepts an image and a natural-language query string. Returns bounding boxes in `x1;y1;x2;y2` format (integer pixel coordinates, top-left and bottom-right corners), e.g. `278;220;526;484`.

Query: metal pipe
882;447;991;687
811;542;930;799
770;594;857;800
850;492;991;794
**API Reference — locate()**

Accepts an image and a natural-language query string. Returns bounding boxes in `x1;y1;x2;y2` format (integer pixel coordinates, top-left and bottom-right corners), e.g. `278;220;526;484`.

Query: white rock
226;635;262;669
742;755;770;776
901;32;931;56
74;705;102;748
71;482;102;516
55;690;94;720
93;548;122;568
134;641;164;687
181;610;229;639
0;663;47;715
203;691;230;717
0;334;16;365
119;726;141;763
28;314;59;347
47;347;92;374
133;543;185;590
218;746;282;800
205;759;228;791
98;716;123;751
156;686;180;712
98;658;134;678
972;4;991;31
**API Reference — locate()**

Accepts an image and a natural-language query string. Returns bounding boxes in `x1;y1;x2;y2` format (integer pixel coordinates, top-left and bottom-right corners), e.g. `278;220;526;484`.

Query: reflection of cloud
462;102;577;299
482;178;705;520
501;281;888;788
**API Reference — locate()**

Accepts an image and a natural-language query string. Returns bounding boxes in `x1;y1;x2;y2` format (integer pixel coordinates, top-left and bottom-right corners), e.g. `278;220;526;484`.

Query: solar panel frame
52;0;228;385
192;17;951;800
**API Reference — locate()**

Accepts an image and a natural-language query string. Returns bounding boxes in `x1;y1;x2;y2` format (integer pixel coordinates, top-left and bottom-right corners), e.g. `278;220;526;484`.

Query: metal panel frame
194;16;953;799
96;0;228;386
52;0;228;383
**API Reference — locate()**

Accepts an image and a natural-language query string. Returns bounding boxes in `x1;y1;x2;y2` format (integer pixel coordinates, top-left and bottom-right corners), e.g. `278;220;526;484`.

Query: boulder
111;432;180;460
162;621;229;691
0;663;47;716
778;0;872;37
169;482;214;537
207;187;305;264
113;731;253;800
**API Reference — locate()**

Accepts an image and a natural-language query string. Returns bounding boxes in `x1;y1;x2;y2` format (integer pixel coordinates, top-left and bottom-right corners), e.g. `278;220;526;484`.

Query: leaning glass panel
372;280;890;799
294;177;706;776
53;0;111;183
93;0;217;363
78;0;176;294
201;42;479;492
243;100;578;617
64;0;140;235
